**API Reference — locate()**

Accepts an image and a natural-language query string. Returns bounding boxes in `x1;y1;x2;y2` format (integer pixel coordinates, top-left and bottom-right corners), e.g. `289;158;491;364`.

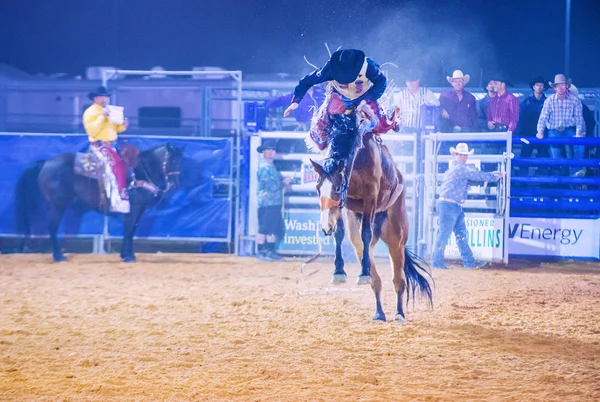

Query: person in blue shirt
432;143;503;270
256;140;292;261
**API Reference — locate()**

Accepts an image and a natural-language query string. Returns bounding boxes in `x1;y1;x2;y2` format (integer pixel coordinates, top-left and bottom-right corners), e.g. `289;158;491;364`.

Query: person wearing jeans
432;143;503;269
536;74;585;176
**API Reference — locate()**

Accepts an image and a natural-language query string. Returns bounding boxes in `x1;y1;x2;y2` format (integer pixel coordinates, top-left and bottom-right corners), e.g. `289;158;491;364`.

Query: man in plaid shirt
536;74;584;175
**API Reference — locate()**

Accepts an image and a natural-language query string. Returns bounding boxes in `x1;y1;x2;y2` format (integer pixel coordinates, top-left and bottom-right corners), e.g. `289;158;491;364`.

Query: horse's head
163;143;184;191
311;158;349;236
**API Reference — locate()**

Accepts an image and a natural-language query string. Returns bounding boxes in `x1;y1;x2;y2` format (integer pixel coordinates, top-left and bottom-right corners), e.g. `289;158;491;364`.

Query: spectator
439;70;478;133
431;143;503;270
484;75;519;155
256;140;292;261
536;74;585;176
395;69;439;133
477;80;496;131
516;76;550;175
266;85;325;131
569;84;597;175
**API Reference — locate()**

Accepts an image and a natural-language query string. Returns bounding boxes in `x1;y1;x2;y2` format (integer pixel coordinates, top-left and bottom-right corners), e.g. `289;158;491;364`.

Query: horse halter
161;151;180;191
319;173;348;211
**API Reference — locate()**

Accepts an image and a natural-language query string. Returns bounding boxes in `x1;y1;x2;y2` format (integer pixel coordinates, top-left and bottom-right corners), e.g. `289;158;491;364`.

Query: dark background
1;0;599;86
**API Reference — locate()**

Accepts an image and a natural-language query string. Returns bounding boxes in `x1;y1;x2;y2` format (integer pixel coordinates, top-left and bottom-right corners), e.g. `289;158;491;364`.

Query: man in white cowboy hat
431;142;503;270
536;74;585;176
439;70;478;133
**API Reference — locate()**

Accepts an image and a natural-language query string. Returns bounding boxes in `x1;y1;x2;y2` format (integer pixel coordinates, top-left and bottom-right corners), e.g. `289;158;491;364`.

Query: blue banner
0;134;232;240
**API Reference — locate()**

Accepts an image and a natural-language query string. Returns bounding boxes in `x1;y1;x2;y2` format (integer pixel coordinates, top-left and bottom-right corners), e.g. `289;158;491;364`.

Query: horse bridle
319;171;349;211
138;150;180;196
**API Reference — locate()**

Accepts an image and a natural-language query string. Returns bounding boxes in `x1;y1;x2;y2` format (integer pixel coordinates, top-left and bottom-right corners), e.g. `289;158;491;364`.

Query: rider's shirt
83;103;127;143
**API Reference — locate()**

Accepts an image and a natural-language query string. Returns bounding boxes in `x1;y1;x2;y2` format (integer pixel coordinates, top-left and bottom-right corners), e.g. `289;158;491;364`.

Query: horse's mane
323;113;361;175
140;142;182;158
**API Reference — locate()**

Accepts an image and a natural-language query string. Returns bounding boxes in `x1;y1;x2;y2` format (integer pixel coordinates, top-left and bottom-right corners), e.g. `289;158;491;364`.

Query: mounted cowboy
82;86;130;213
284;49;397;150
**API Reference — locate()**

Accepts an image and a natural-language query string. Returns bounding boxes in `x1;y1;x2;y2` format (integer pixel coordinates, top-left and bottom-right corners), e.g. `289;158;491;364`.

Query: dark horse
310;113;433;322
15;143;183;262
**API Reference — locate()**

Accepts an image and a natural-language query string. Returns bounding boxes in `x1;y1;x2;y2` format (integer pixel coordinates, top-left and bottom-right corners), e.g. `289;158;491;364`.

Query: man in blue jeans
432;143;504;269
536;74;585;176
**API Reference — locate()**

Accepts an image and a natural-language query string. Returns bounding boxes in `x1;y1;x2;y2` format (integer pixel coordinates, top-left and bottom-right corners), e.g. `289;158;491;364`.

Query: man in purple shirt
487;75;519;134
439;70;478;133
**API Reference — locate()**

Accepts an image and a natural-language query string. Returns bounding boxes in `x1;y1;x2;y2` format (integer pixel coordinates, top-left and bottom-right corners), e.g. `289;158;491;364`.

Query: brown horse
310;113;432;322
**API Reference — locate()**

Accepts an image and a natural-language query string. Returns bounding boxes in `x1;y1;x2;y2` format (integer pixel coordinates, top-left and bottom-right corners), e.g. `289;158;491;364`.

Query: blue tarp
0;134;232;240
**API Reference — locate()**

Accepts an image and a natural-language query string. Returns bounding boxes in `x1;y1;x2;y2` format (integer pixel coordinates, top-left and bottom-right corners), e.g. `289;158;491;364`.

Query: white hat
569;84;579;97
549;74;572;88
446;70;470;85
450;142;474;155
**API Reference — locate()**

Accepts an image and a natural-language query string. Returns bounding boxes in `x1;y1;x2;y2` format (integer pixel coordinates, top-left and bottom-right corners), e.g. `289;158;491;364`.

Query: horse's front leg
357;210;374;285
331;216;347;283
121;204;145;263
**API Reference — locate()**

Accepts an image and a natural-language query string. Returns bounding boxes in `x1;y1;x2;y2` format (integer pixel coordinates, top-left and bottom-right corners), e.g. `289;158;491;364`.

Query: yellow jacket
83;103;126;143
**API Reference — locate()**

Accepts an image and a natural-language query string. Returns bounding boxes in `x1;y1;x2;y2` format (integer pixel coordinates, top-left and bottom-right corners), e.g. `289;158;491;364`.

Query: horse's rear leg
358;211;374;284
49;204;67;262
388;244;407;323
348;210;385;321
331;216;347;283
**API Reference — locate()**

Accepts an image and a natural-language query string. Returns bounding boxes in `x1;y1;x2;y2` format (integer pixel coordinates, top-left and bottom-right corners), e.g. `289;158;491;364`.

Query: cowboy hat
446;70;470;85
529;76;550;90
330;49;366;84
568;84;579;97
450;142;474;155
491;73;514;87
257;139;278;153
88;86;112;100
549;74;572;88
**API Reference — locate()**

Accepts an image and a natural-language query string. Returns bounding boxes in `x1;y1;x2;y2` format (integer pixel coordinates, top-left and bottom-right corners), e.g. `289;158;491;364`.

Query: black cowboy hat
330;49;366;84
491;74;514;87
529;76;550;90
257;139;277;153
404;66;422;82
88;86;112;100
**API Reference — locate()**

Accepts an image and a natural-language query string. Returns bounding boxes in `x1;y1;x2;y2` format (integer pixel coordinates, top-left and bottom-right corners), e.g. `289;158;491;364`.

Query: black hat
491;74;514;87
404;67;422;82
88;86;112;100
529;76;550;90
330;49;366;84
257;139;277;153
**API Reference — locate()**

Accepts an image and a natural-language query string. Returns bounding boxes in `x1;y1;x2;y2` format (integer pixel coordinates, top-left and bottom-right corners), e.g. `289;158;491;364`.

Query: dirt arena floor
0;253;599;401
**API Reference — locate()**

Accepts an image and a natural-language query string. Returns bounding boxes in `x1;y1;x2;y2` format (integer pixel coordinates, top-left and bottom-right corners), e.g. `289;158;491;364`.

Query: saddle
74;145;141;212
74;144;139;179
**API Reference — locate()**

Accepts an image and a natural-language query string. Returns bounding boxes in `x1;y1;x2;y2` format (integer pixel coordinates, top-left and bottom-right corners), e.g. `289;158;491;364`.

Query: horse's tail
404;248;434;308
14;160;45;250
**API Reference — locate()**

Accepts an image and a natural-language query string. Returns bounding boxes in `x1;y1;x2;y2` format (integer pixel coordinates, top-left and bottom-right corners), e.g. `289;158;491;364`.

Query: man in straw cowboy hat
432;143;503;270
82;86;130;213
536;74;585;175
439;70;478;133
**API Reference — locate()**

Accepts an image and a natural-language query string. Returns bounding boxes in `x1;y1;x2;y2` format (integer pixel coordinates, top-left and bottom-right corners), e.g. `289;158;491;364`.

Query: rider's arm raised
364;58;387;101
292;61;332;104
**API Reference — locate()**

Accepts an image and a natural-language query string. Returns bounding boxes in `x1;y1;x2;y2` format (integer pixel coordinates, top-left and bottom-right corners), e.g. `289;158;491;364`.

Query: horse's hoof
122;255;136;263
53;255;67;263
394;314;407;324
373;313;386;322
331;274;347;284
357;275;372;285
